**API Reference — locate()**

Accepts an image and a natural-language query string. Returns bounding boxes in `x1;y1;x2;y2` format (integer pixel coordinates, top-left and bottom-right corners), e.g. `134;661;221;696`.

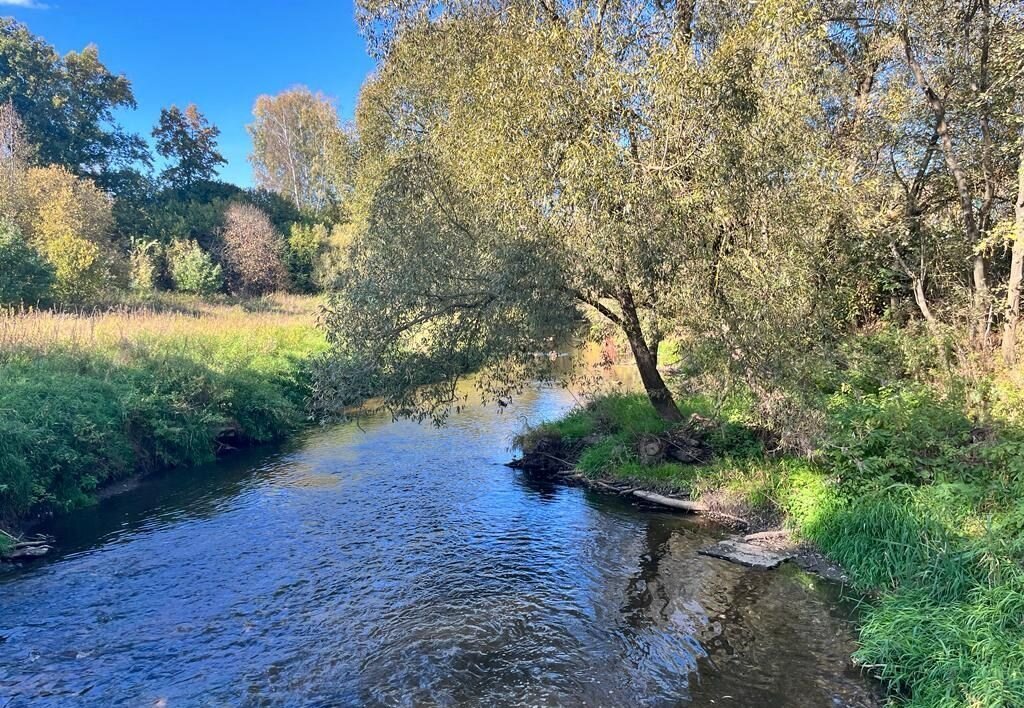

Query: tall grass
0;294;327;527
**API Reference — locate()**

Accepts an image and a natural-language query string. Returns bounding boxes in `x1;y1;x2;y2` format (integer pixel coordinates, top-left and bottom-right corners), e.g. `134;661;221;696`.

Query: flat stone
698;539;793;569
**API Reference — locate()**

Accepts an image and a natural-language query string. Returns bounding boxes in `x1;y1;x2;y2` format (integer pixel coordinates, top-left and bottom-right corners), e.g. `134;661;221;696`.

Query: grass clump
0;295;326;525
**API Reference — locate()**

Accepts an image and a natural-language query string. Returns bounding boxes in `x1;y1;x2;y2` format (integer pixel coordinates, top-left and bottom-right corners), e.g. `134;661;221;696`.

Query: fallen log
3;544;51;560
631;490;748;526
744;529;791;542
631;490;708;512
1;529;54;561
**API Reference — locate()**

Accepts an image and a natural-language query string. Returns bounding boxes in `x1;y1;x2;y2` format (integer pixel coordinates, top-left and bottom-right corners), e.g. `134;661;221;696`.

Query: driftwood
1;529;53;561
632;490;708;512
744;529;791;542
631;490;748;527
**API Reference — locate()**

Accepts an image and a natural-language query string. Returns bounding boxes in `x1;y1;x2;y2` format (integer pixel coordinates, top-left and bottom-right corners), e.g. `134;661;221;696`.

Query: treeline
314;0;1023;438
0;18;354;306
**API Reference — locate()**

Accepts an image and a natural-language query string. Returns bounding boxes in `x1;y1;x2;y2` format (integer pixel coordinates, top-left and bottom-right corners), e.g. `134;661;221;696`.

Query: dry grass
0;292;328;525
0;293;322;355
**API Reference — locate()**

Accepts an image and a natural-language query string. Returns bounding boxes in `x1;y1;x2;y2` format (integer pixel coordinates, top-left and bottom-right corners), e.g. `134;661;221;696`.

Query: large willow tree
319;0;844;424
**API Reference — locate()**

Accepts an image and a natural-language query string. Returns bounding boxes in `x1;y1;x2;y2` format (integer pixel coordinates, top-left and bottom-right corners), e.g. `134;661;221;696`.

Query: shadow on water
0;383;879;707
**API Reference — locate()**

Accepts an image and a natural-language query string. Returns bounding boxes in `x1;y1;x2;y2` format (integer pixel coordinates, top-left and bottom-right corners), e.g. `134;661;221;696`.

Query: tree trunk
902;28;989;338
618;290;683;423
891;242;937;326
1002;156;1024;364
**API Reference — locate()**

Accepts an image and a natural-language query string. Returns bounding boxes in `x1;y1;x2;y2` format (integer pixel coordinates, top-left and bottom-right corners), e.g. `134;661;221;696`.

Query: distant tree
0;18;147;181
167;239;223;295
220;203;287;296
19;165;116;301
248;87;354;216
0;102;30;220
286;222;329;293
0;218;53;306
152;104;226;189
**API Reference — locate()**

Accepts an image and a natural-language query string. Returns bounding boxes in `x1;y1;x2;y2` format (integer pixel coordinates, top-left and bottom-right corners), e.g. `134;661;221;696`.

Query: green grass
523;387;1024;707
0;296;326;526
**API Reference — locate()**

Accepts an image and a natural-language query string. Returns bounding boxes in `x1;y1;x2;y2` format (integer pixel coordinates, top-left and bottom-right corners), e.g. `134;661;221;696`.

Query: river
0;384;878;707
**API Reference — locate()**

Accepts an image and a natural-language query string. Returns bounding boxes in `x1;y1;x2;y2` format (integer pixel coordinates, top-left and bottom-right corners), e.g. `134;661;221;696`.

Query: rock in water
698;539;793;569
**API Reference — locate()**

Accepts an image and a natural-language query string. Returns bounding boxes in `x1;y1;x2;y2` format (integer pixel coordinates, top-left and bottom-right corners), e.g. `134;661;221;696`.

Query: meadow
0;295;327;532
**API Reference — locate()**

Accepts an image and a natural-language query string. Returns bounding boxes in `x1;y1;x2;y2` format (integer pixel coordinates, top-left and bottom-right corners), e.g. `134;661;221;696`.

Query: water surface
0;386;877;707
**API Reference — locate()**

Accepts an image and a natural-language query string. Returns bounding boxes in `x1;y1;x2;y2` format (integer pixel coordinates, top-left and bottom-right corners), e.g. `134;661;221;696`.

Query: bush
128;239;161;293
286;222;328;293
167;239;223;295
221;203;286;295
0;219;53;305
824;384;976;489
19;165;117;302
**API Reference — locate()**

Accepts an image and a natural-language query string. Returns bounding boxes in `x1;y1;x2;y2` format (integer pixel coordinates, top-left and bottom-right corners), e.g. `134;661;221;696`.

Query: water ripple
0;388;877;707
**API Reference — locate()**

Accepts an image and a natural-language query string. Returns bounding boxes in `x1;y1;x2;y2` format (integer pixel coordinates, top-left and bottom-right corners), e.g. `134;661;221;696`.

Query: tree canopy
153;104;226;189
0;18;146;180
248;86;356;218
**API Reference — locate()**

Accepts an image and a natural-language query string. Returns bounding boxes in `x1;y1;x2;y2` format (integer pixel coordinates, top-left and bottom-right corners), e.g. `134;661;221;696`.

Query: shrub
823;384;975;489
0;219;53;305
128;239;161;293
167;239;223;295
286;222;328;293
19;165;117;302
221;203;286;295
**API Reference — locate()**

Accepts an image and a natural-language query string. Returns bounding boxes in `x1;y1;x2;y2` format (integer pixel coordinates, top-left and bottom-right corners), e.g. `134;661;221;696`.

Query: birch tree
248;87;354;217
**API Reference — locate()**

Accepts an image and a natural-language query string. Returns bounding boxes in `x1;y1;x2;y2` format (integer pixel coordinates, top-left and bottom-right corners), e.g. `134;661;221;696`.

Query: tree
320;0;840;426
153;104;226;189
0;102;30;220
1002;145;1024;363
0;218;53;305
0;18;147;180
286;222;329;293
19;165;116;301
220;203;287;296
248;87;355;216
820;1;1023;339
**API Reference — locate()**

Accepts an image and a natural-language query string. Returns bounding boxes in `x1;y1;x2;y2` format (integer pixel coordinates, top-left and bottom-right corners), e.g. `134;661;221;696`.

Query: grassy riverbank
518;346;1024;707
0;295;326;539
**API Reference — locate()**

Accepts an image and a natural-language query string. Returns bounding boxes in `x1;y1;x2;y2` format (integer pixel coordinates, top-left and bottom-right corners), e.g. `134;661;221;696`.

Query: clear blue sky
1;0;375;186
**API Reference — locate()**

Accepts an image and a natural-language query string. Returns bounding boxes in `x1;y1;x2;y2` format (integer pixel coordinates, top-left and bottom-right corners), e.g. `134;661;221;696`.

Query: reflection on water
0;385;877;707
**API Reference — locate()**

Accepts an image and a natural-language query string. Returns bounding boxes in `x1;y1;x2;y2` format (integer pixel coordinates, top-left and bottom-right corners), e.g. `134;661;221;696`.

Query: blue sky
1;0;375;186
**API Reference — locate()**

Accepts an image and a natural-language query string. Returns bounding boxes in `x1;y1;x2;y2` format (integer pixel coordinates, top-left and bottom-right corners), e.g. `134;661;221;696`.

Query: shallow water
0;386;878;707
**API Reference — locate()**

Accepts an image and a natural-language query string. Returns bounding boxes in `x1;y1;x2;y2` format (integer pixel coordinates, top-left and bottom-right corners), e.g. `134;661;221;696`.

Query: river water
0;385;878;707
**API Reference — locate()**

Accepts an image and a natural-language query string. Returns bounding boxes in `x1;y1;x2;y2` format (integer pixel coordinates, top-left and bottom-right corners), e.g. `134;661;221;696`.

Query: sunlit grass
0;294;327;525
522;388;1024;707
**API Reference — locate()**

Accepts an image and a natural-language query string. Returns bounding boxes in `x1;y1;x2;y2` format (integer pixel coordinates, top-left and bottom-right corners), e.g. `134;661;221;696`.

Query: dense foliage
0;20;354;308
318;0;1023;436
0;218;52;305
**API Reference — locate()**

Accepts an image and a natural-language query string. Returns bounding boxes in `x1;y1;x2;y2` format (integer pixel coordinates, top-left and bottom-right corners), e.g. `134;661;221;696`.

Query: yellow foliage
20;165;115;301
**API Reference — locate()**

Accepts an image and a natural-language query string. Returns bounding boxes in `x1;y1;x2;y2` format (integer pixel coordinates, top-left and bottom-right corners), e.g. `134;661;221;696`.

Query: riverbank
514;388;1024;707
0;294;327;546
